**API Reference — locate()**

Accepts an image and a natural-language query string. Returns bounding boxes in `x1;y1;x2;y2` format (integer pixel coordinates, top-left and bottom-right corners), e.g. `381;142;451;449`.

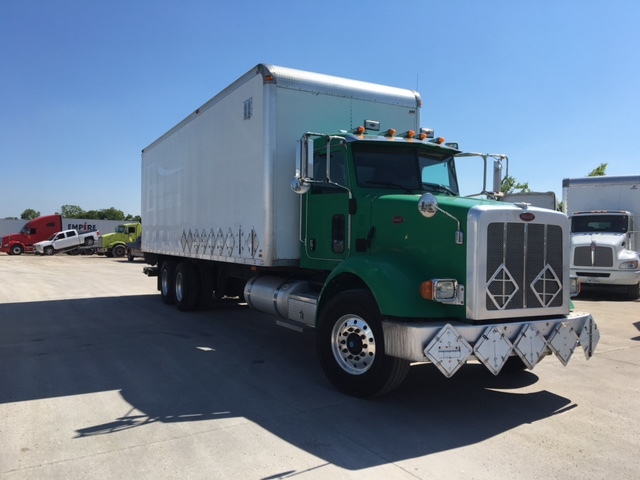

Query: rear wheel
112;245;126;257
9;245;24;255
175;261;199;312
84;237;95;246
317;289;410;397
160;260;176;305
127;250;134;262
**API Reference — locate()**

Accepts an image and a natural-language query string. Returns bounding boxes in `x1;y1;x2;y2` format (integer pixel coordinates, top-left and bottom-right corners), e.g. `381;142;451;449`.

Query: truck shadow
0;295;574;470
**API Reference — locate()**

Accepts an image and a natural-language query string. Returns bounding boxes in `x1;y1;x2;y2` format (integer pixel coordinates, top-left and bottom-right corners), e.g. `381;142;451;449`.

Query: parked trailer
563;175;640;299
141;64;599;397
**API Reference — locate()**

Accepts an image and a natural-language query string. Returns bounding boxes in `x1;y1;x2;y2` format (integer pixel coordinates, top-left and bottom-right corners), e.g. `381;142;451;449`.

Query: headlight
569;276;581;297
619;260;639;270
420;279;458;301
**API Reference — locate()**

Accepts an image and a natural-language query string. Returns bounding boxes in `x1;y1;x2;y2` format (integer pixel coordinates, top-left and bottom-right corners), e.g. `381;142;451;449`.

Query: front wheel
44;246;54;256
317;289;410;398
10;245;24;255
628;283;640;301
112;245;126;257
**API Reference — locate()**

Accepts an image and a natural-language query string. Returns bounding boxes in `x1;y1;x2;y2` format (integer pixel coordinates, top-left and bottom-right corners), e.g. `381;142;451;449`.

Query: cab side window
311;150;347;194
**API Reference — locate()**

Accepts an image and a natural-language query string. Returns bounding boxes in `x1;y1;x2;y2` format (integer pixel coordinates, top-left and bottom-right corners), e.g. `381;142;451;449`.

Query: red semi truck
1;215;121;255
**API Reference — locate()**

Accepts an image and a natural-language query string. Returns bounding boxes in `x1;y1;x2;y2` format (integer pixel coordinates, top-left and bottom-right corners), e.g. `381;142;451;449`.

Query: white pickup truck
34;229;101;255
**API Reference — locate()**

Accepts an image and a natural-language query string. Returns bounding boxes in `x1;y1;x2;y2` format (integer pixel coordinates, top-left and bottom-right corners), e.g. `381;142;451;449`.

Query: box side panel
142;73;278;265
564;179;640;214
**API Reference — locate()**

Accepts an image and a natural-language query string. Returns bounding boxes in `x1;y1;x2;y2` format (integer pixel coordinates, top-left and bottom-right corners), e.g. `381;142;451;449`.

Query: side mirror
492;159;502;194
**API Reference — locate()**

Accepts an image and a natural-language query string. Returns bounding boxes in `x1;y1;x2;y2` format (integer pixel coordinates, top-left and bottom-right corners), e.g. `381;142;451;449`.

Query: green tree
60;205;85;218
501;175;531;193
588;163;607;176
20;209;40;220
96;207;125;221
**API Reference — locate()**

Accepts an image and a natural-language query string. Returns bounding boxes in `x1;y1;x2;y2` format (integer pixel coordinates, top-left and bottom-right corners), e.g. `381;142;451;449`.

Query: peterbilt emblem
520;212;535;222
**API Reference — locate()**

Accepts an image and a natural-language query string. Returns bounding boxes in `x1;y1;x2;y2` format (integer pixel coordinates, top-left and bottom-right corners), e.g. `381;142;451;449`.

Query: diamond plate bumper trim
423;324;472;378
473;326;514;375
382;311;597;377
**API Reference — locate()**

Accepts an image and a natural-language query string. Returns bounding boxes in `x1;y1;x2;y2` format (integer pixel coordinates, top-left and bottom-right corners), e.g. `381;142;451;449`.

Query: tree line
7;205;141;222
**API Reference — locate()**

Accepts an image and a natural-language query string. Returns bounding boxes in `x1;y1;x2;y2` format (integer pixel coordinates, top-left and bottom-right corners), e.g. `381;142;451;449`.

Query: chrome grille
573;246;614;267
486;223;563;311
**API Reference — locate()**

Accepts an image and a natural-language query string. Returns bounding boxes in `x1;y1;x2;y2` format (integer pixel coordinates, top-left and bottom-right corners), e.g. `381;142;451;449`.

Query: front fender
319;254;450;320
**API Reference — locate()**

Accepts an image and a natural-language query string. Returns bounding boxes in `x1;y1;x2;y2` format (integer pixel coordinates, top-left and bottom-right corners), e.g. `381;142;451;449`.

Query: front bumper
382;312;599;377
572;269;640;286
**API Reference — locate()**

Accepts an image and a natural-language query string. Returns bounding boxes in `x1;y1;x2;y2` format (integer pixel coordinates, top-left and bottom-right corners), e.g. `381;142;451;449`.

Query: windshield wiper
422;182;457;196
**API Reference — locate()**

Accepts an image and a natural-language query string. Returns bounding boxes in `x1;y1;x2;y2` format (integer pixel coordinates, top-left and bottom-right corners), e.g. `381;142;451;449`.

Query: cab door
302;148;351;268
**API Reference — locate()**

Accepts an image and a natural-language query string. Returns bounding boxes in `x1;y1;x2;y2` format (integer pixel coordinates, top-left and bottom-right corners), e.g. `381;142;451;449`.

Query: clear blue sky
1;0;638;218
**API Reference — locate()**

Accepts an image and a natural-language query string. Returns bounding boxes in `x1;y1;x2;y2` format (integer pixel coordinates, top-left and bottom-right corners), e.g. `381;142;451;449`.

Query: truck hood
571;232;626;249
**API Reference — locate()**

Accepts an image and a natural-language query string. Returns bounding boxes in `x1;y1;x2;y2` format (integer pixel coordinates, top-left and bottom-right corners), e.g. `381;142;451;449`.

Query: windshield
571;215;628;233
352;143;459;195
116;226;125;233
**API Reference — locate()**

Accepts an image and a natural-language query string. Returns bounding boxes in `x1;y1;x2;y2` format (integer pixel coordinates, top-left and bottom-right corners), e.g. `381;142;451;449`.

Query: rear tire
160;260;176;305
175;261;199;312
84;237;95;246
317;289;410;397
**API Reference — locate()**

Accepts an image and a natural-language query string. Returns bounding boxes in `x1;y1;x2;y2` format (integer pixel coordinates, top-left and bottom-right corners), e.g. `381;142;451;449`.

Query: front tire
317;289;410;398
44;246;54;256
628;283;640;300
112;245;126;257
10;245;24;255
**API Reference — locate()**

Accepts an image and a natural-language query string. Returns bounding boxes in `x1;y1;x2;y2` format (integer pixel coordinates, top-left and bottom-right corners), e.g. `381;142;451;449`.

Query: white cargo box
142;64;421;266
562;175;640;214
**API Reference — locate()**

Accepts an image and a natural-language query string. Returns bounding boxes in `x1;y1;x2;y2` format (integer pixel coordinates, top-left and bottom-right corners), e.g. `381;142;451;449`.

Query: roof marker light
384;128;397;137
404;130;416;139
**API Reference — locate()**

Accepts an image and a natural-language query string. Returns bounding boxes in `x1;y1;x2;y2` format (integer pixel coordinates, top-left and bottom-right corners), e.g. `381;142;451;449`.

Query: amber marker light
404;130;416;139
418;132;428;140
420;281;434;300
385;128;397;137
436;137;445;144
356;125;366;134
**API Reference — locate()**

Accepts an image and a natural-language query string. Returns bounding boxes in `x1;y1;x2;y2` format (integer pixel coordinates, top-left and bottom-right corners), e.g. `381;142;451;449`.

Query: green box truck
140;64;599;397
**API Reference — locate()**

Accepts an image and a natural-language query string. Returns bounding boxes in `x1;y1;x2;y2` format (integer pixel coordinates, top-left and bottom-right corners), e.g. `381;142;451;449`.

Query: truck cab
569;210;640;299
98;222;142;258
0;215;62;255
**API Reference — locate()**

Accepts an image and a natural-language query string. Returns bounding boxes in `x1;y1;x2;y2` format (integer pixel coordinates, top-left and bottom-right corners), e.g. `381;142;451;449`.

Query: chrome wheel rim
331;314;376;375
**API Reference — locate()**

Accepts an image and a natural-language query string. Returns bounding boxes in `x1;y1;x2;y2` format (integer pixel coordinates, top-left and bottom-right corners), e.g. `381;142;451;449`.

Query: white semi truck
140;64;599;397
563;175;640;300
